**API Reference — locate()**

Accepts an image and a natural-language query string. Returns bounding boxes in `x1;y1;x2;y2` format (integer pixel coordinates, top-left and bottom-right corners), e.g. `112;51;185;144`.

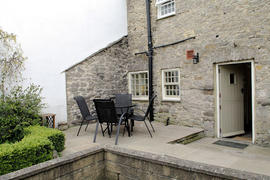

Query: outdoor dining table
115;104;136;136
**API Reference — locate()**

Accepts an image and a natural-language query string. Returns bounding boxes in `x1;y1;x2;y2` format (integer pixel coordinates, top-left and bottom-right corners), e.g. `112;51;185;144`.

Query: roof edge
62;35;128;73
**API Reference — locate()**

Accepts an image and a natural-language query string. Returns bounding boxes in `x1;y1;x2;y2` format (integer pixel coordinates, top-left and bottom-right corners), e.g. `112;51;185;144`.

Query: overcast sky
0;0;127;122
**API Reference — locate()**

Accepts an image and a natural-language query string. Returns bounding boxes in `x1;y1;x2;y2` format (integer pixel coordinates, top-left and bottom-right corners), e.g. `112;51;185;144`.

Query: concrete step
169;130;204;144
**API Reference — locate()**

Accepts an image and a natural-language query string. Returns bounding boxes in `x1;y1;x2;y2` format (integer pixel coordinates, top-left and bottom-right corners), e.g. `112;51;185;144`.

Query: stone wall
126;0;270;145
2;146;268;180
65;36;129;124
0;147;105;180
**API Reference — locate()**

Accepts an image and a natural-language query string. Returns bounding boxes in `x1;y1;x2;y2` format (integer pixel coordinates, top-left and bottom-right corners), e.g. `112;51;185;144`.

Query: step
169;130;204;144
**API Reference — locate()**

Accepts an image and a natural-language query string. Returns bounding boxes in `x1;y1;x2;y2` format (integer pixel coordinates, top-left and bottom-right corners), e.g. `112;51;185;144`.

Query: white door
219;65;245;137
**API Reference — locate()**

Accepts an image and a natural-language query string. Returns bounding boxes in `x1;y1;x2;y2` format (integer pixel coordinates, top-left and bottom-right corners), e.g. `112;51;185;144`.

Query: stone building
65;37;129;124
65;0;270;146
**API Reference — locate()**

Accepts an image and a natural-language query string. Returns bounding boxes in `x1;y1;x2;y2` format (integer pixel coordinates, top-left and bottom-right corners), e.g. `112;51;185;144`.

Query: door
219;65;245;137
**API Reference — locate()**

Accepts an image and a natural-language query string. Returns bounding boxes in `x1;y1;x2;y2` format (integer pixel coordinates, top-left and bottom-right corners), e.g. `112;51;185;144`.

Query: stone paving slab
62;122;270;176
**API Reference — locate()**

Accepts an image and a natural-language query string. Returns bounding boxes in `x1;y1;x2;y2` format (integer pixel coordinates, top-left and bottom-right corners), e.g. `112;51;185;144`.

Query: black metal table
115;104;136;136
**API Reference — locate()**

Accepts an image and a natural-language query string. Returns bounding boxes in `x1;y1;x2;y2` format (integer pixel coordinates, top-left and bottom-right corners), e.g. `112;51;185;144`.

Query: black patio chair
114;93;137;132
93;99;130;145
129;95;157;137
74;96;97;136
115;94;133;115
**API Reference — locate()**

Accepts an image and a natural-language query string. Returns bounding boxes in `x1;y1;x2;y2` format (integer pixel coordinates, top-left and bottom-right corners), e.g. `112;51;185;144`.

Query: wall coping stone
1;145;269;180
104;145;269;180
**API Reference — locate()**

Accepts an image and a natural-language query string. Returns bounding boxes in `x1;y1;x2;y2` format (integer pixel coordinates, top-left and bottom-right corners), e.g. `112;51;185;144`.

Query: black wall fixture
193;53;199;64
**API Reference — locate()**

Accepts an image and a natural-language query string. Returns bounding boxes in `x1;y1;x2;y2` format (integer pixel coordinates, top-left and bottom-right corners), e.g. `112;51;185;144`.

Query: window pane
176;85;180;95
172;76;175;83
171;2;175;11
136;84;139;95
230;73;236;84
172;85;176;95
140;77;144;85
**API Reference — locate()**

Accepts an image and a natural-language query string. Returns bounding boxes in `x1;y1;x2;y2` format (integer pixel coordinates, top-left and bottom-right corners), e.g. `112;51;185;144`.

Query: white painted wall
0;0;127;125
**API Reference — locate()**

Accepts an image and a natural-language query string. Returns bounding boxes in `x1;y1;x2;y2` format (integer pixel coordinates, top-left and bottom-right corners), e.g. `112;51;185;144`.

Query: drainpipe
145;0;154;121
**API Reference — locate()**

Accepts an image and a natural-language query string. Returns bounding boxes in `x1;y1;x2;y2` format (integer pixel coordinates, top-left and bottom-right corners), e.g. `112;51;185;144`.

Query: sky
0;0;127;123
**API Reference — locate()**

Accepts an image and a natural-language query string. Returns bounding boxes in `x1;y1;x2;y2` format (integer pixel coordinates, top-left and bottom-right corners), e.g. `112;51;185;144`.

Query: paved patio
62;121;270;176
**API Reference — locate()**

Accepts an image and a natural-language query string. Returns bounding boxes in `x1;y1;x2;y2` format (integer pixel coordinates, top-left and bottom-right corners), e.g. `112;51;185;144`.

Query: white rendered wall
0;0;127;125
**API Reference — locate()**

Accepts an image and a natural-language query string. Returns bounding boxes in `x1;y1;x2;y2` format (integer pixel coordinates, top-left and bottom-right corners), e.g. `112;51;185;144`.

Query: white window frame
128;71;149;101
156;0;176;19
162;68;181;101
156;0;169;5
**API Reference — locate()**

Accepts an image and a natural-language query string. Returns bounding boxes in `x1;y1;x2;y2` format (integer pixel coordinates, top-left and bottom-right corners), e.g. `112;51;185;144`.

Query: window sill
132;97;149;101
157;13;176;20
161;98;181;102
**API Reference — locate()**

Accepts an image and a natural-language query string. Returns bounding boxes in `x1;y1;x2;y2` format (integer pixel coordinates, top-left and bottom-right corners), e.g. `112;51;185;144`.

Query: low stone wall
0;146;105;180
104;146;268;180
1;145;269;180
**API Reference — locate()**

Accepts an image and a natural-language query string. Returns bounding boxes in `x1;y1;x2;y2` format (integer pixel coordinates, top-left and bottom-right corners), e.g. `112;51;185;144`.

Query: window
129;71;149;100
156;0;175;19
229;73;236;85
162;69;180;101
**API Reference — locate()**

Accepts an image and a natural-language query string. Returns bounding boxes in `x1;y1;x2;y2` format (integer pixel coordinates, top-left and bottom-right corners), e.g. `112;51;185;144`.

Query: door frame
216;60;255;143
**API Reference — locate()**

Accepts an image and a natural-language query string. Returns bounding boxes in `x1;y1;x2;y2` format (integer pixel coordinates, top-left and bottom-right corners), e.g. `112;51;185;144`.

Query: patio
63;121;270;177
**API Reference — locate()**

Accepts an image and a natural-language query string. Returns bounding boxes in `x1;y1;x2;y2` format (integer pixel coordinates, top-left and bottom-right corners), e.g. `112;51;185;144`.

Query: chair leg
123;118;131;137
93;121;99;143
77;119;84;136
149;121;155;133
123;121;126;136
115;116;124;145
147;117;155;132
126;119;131;137
85;121;90;131
111;123;113;133
144;120;152;138
131;119;134;132
107;123;111;138
100;124;105;136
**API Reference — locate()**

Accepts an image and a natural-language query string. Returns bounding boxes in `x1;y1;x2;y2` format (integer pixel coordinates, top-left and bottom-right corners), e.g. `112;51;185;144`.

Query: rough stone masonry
65;37;129;124
65;0;270;146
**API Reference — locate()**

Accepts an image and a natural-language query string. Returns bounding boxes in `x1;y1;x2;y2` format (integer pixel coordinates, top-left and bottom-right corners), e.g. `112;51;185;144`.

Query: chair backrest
144;95;157;119
115;94;132;114
74;96;91;120
93;99;118;124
